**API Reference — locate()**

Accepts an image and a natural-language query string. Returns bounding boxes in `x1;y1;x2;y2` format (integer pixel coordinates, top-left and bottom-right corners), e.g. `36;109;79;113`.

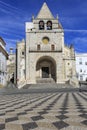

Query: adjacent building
76;53;87;81
0;37;8;86
7;48;15;83
16;3;77;87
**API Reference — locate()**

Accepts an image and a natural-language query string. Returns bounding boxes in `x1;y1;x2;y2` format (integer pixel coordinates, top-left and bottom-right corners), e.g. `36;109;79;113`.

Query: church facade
16;3;77;87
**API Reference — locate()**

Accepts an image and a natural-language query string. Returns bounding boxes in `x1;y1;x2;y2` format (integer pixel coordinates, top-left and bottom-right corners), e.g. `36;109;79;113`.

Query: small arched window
37;44;40;51
47;21;52;30
51;44;55;51
39;21;44;30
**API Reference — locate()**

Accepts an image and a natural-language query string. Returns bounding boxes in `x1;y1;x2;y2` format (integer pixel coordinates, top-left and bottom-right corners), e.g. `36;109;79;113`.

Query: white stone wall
76;53;87;81
28;32;63;51
7;54;15;81
16;41;25;84
25;20;76;84
63;46;76;81
16;3;77;86
0;52;7;85
25;52;65;84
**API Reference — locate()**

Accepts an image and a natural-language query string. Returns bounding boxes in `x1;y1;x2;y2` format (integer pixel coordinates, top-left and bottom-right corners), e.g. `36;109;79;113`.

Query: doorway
42;67;49;78
36;56;56;82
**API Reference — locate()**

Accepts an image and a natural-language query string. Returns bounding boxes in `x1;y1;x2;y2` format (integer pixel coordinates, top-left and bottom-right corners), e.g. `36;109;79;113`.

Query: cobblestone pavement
0;86;87;130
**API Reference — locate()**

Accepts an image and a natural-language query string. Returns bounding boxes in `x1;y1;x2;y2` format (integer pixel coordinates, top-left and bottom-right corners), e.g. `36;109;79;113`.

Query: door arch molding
36;56;56;82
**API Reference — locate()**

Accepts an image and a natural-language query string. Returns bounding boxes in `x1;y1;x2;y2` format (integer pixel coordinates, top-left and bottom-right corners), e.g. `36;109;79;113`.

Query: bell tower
25;2;65;84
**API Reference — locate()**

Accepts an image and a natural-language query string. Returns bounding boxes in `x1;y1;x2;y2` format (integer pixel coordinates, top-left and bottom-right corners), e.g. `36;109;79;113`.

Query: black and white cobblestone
0;85;87;130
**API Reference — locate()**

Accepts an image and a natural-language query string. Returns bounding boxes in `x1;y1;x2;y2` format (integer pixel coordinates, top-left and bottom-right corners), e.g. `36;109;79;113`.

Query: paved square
0;85;87;130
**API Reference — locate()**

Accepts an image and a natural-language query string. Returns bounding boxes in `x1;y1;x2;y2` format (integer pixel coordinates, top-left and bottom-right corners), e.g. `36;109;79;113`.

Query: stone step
36;78;55;84
23;84;70;89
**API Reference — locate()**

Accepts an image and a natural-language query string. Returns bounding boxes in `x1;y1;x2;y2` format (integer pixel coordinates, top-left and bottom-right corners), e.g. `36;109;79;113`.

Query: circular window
42;37;49;44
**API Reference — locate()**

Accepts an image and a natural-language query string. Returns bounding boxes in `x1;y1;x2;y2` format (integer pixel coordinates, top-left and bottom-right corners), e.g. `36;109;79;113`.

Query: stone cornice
29;50;62;53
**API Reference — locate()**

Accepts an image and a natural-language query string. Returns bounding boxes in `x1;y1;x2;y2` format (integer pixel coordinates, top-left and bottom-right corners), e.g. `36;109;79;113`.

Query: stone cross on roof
37;2;54;19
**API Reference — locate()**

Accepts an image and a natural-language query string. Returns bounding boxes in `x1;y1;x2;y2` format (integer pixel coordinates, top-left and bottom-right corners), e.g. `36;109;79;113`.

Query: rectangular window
85;62;87;65
80;69;82;72
79;62;82;65
51;45;55;51
37;45;40;51
22;52;24;55
80;75;83;81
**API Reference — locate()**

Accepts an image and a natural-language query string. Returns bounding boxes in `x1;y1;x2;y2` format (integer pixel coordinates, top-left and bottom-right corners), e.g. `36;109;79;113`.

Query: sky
0;0;87;53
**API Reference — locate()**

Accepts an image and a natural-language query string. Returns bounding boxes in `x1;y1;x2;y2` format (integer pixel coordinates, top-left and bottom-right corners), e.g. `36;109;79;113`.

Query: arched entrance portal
36;56;56;83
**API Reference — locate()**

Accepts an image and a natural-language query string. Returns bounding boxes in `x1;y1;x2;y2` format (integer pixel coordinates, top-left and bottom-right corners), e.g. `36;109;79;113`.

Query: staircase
22;82;74;91
36;78;55;84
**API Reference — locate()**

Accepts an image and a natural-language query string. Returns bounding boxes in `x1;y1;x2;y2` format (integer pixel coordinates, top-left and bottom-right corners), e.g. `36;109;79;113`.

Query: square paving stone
6;120;38;130
31;115;44;121
53;121;69;129
59;111;68;114
0;123;5;130
36;120;58;129
56;115;69;120
0;115;18;123
22;122;38;129
38;111;48;115
81;120;87;126
79;114;87;119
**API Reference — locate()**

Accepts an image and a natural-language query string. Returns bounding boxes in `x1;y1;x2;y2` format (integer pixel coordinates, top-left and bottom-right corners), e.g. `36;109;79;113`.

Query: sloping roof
0;45;8;59
0;37;6;46
37;2;54;19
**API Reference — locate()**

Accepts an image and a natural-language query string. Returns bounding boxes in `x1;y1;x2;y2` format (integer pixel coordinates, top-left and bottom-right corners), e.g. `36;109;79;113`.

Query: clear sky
0;0;87;53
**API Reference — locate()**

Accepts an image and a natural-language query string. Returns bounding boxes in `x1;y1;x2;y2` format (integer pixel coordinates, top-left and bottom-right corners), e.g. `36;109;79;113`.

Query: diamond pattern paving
53;121;69;129
0;87;87;130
